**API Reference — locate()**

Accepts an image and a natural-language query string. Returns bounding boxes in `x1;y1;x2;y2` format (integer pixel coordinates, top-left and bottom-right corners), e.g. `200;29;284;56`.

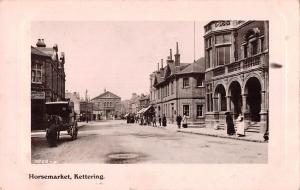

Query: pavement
32;120;267;143
122;121;267;143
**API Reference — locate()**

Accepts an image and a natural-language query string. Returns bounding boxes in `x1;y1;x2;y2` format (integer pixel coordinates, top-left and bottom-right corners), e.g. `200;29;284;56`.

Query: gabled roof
179;57;205;74
31;46;50;57
34;47;54;56
153;57;205;86
91;91;121;100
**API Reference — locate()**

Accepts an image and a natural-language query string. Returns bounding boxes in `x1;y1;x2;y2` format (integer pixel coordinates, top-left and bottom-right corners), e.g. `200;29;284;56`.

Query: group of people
225;112;245;137
126;113;168;127
175;114;188;129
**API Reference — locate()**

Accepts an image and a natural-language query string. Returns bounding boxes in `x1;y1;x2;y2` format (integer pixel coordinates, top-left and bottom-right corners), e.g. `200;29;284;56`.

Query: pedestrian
176;114;182;129
236;114;245;137
162;114;167;127
182;113;188;128
225;112;235;135
158;115;162;126
152;116;157;127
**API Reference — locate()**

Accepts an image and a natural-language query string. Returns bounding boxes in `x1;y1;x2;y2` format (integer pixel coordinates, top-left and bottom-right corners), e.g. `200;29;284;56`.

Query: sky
31;21;207;100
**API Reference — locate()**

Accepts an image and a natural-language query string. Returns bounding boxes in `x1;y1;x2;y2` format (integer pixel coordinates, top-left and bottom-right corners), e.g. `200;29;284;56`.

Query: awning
142;105;152;114
137;108;146;114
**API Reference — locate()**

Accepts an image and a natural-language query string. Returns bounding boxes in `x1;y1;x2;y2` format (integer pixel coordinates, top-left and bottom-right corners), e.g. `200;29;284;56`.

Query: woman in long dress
225;112;235;135
236;114;245;137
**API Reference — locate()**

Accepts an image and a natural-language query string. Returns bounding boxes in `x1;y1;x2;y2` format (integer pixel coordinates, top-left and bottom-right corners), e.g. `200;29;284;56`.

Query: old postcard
0;0;299;190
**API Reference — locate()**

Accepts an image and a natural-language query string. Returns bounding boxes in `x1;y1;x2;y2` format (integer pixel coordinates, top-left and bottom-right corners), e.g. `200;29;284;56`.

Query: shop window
183;105;190;117
197;105;203;117
183;77;189;88
32;63;42;83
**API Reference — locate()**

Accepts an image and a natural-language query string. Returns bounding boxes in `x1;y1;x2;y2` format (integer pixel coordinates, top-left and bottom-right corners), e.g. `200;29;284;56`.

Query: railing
243;55;261;69
228;62;241;73
211;53;266;78
213;67;225;77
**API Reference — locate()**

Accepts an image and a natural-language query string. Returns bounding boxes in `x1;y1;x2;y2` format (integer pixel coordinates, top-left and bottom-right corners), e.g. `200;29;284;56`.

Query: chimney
157;62;159;71
104;88;106;92
174;42;180;66
36;38;46;47
53;44;58;52
160;59;164;69
167;49;174;64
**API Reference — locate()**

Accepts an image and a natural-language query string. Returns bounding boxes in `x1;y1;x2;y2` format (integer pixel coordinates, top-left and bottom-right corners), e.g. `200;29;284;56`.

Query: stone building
129;93;140;114
203;20;269;133
149;43;206;124
31;39;66;130
91;90;121;120
139;94;150;109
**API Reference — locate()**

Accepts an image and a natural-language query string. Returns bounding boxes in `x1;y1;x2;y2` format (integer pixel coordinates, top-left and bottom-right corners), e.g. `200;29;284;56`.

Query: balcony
212;52;268;78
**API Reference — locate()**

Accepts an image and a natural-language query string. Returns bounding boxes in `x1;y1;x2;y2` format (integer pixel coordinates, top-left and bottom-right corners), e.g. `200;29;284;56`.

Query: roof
31;46;50;57
34;47;55;56
91;91;121;100
179;57;205;74
153;57;205;86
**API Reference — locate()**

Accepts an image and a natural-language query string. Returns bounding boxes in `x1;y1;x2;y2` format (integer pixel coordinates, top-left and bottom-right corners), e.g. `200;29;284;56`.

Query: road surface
31;120;267;164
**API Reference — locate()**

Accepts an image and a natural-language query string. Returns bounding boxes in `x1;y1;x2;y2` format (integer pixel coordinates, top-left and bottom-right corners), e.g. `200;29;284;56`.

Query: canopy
137;105;153;115
137;108;146;114
45;101;71;115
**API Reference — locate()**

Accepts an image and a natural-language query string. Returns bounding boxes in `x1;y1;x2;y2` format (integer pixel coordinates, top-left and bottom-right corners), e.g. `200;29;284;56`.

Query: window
251;40;258;55
260;37;264;52
215;34;231;44
196;76;204;87
243;44;248;58
206;49;212;68
216;46;230;66
170;82;174;94
183;105;190;117
183;77;189;88
206;37;212;48
32;63;42;83
197;105;203;117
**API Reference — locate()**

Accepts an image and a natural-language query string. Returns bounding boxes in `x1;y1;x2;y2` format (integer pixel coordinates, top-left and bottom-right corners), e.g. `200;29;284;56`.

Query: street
31;120;267;164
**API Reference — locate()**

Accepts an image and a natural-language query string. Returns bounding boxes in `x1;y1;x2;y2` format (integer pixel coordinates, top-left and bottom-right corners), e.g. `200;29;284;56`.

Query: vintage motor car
45;101;78;146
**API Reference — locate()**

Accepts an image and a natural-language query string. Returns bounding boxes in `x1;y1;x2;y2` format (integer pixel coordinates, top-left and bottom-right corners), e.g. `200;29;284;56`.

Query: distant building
129;93;140;114
80;101;93;121
203;20;269;133
91;90;121;120
31;39;66;130
139;94;150;109
149;43;206;124
65;91;81;120
120;99;130;115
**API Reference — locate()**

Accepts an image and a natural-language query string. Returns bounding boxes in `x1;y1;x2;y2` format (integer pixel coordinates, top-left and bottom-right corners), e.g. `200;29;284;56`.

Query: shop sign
31;91;45;99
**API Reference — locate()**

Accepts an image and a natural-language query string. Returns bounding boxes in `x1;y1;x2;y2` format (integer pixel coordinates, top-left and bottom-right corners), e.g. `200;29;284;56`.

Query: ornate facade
91;90;121;120
149;43;206;124
204;21;269;133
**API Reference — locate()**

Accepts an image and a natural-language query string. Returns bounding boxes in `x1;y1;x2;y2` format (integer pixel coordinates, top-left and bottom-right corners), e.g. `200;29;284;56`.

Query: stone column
217;93;221;111
260;90;268;133
213;96;218;112
242;94;247;113
226;96;231;111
